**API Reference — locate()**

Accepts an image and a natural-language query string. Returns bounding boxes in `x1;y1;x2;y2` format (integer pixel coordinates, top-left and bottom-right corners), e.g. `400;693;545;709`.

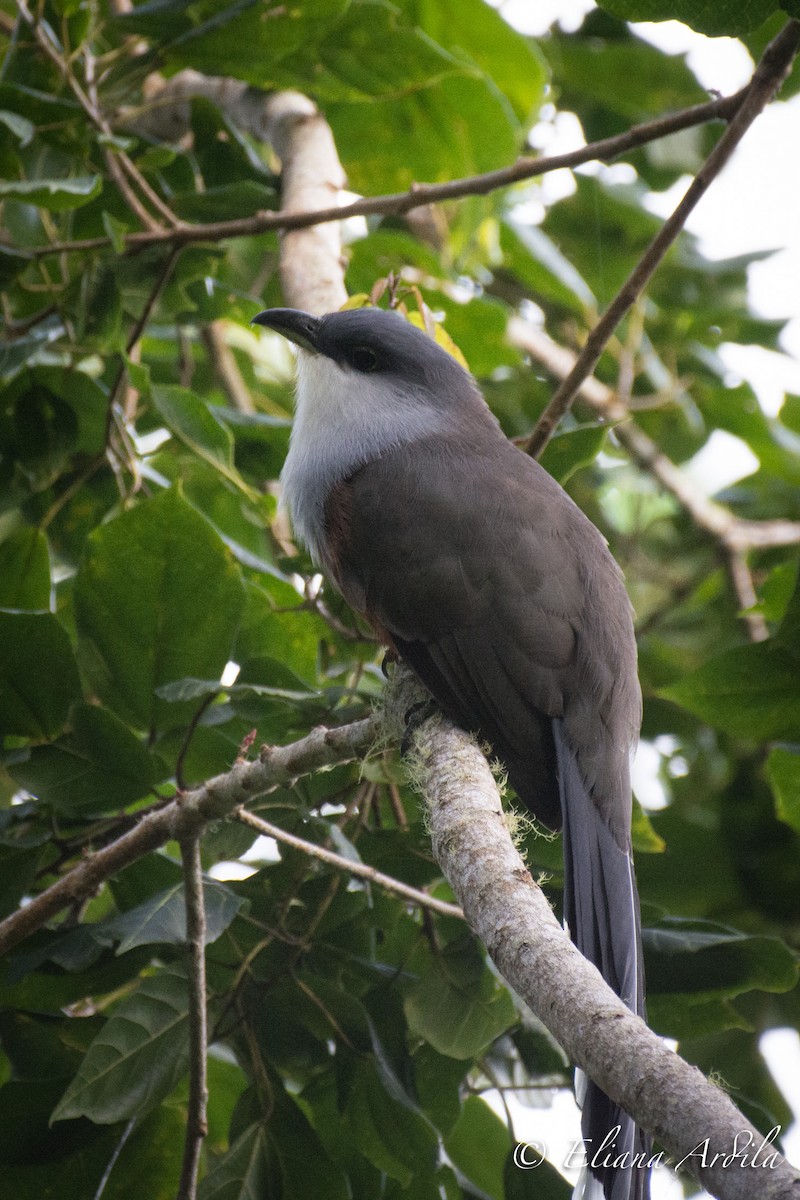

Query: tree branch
261;90;348;315
29;82;750;260
177;835;208;1200
524;19;800;458
383;669;800;1200
0;715;379;957
200;323;256;414
235;807;463;919
509;318;800;641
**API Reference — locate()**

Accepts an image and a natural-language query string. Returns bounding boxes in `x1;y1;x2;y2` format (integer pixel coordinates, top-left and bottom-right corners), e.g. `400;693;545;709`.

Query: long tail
553;721;650;1200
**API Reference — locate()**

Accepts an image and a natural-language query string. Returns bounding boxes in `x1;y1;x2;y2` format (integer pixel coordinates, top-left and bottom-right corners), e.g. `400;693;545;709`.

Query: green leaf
330;72;521;193
540;426;608;485
197;1121;273;1200
94;880;243;952
405;939;516;1059
0;611;81;738
51;967;189;1124
596;0;779;37
151;385;240;480
0;528;50;610
170;180;277;222
8;703;162;815
645;921;798;997
0;175;102;211
199;1089;350;1200
344;1057;438;1186
766;747;800;833
74;488;246;732
646;993;753;1040
163;0;462;97
0;110;35;146
400;0;547;125
500;220;595;314
444;1096;508;1199
101;1104;188;1196
504;1142;573;1199
659;640;800;740
0;244;32;285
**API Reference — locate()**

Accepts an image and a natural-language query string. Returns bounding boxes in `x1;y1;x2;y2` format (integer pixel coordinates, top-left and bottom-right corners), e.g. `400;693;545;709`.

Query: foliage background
1;1;799;1197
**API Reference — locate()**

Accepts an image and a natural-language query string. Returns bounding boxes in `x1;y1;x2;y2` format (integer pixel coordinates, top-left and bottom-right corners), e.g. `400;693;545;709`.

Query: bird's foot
401;698;439;756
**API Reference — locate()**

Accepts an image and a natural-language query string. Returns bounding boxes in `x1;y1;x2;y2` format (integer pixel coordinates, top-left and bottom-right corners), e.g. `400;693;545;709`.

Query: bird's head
251;306;476;411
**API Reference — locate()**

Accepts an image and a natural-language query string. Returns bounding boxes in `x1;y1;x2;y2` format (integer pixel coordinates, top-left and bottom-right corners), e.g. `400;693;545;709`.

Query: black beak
251;308;320;353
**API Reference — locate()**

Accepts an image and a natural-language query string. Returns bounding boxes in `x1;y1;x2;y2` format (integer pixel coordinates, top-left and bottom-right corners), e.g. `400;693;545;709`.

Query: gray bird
253;304;650;1200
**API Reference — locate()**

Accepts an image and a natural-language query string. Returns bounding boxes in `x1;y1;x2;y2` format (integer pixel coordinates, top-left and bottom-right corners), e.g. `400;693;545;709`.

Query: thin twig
18;0;181;232
725;548;770;642
509;319;800;640
175;693;218;792
201;323;255;413
524;19;800;457
28;85;749;260
177;835;208;1200
105;245;182;456
235;807;463;919
509;319;800;556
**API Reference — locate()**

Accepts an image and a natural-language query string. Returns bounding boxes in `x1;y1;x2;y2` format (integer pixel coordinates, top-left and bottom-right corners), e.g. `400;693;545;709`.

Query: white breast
280;351;449;564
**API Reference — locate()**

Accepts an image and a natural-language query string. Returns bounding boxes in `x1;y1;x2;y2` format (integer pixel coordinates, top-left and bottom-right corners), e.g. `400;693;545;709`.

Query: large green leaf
151;385;243;488
0;528;50;610
8;702;163;815
505;1144;573;1199
157;0;460;97
766;748;800;833
199;1084;349;1200
659;640;800;740
645;921;798;996
0;611;81;738
644;920;798;1038
596;0;782;36
400;0;547;124
539;426;609;485
444;1096;508;1200
93;880;243;952
330;72;522;193
51;967;190;1124
0;175;102;211
197;1121;273;1200
343;1057;438;1186
404;938;517;1059
74;488;245;732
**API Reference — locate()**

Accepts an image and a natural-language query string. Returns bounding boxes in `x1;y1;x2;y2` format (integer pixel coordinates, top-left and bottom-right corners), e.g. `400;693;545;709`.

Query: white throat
280;351;450;565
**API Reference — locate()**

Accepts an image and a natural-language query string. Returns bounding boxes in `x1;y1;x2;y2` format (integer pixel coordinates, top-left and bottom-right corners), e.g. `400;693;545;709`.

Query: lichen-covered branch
0;716;379;957
383;669;800;1200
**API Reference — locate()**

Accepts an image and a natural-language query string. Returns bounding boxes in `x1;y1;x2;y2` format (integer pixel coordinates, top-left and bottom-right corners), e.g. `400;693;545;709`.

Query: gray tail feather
553;721;651;1200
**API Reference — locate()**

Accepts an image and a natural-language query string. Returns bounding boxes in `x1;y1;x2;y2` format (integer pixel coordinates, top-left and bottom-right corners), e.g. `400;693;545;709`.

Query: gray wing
328;435;640;842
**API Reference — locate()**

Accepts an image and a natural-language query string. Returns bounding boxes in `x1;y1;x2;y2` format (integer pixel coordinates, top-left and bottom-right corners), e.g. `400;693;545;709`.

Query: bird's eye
351;346;379;372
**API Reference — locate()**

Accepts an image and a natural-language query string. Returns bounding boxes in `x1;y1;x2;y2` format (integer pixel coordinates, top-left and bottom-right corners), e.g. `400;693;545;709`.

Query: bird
252;304;650;1200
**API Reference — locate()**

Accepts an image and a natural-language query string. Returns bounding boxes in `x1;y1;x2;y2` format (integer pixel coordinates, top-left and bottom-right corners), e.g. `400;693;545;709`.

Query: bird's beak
251;307;320;353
